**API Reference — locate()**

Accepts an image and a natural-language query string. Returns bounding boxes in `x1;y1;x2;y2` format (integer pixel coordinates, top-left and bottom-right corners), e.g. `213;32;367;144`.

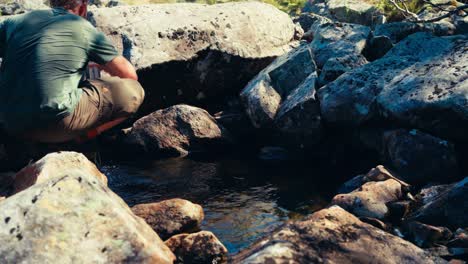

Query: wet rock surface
165;231;228;264
132;198;204;240
0;169;175;263
233;206;443;263
123;104;231;157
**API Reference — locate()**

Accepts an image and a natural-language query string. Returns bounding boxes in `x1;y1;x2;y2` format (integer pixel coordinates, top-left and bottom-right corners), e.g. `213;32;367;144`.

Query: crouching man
0;0;144;143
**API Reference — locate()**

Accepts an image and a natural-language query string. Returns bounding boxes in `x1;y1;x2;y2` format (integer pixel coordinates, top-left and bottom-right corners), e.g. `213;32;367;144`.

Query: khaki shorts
26;76;145;143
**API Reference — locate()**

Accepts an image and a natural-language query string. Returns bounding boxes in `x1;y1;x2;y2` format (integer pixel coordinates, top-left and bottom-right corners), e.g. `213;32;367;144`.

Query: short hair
49;0;87;9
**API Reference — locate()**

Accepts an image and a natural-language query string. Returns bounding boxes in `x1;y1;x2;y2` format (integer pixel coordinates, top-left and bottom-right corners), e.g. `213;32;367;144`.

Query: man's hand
100;56;138;81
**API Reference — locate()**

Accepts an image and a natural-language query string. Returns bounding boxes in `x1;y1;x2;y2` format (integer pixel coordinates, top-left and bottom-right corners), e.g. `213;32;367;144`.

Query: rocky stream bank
0;0;467;263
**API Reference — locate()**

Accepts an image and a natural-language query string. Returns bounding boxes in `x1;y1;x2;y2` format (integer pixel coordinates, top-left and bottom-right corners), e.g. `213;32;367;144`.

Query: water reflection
100;157;340;253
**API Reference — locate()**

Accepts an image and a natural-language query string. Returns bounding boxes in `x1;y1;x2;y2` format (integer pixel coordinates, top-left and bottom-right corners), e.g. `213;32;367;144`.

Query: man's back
0;8;117;132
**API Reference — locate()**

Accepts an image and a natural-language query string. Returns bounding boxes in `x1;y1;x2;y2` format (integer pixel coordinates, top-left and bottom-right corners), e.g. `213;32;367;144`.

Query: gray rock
302;0;333;18
310;22;370;68
318;33;467;142
0;170;175;263
326;0;383;26
0;0;47;16
123;104;231;157
376;38;468;141
274;73;322;148
89;3;299;113
367;22;457;60
240;44;316;128
416;183;454;206
332;179;403;219
293;12;333;35
407;177;467;229
318;54;368;85
165;231;228;264
404;221;453;248
132;198;204;240
233;206;444;263
382;129;459;184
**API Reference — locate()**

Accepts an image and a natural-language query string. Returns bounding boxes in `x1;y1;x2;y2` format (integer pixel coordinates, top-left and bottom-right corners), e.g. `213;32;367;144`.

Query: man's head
49;0;88;17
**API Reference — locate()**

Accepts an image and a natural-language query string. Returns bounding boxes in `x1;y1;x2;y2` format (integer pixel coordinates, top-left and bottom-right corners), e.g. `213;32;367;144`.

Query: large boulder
0;170;175;263
407;177;467;229
233;206;443;263
123;104;231;157
132;198;204;240
318;33;468;142
89;2;300;113
13;151;108;194
165;231;228;264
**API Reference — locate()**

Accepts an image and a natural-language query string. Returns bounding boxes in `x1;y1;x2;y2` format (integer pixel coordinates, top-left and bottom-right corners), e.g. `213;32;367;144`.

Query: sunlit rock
89;2;300;113
319;33;468;142
123;104;231;157
132;198;204;240
233;206;442;263
165;231;228;264
310;22;370;68
13;152;107;194
332;179;403;219
0;170;175;263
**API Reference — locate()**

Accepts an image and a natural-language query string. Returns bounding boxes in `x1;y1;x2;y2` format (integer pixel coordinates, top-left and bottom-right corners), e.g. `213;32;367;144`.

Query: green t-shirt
0;8;119;132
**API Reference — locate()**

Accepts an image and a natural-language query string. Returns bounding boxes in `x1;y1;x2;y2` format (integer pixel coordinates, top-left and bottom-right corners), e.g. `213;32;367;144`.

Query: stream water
101;155;365;254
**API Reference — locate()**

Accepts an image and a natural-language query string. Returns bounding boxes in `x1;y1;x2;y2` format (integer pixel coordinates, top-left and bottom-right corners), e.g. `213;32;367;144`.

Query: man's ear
78;1;88;18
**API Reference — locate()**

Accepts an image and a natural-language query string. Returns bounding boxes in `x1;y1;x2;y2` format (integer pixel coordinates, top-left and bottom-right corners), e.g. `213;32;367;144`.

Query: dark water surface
100;156;357;254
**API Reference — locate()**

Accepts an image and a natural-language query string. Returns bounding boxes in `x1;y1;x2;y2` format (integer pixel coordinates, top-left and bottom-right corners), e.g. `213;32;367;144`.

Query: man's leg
25;77;144;143
75;76;145;142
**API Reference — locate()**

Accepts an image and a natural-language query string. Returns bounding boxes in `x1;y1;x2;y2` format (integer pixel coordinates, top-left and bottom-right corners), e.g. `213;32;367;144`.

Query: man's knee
102;77;145;116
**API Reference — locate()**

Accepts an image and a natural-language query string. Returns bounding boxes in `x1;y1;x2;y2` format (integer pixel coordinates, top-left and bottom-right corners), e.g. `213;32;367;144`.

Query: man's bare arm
100;56;138;81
